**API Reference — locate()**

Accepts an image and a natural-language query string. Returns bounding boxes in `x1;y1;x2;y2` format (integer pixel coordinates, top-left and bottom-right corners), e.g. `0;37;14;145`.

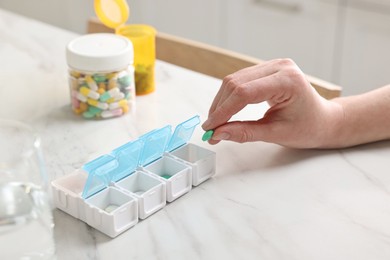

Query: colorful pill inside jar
66;33;135;119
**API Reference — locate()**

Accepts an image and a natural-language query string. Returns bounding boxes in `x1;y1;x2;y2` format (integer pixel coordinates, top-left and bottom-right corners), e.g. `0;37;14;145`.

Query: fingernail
212;132;230;141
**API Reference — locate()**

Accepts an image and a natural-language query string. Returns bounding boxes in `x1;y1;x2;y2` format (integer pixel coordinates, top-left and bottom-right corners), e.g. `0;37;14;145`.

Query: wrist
314;98;347;149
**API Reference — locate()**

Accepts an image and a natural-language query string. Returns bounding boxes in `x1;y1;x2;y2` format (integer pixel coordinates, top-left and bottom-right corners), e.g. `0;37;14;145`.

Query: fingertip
208;139;220;145
201;120;210;131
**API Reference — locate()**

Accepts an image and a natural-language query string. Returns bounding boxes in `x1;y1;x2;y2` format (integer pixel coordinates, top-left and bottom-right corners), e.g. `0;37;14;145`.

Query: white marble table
2;8;390;260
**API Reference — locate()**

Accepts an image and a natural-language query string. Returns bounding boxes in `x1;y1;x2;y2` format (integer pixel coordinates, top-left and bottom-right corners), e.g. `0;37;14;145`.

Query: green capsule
161;174;171;179
202;130;214;141
125;91;131;99
82;111;95;119
118;75;132;86
88;106;102;115
92;74;107;83
99;92;111;102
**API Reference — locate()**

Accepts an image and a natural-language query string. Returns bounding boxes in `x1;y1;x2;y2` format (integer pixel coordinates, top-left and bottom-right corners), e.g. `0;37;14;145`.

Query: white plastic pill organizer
51;115;216;238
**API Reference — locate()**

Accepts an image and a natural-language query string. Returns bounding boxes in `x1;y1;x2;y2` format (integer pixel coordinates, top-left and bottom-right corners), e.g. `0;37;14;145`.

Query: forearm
324;85;390;148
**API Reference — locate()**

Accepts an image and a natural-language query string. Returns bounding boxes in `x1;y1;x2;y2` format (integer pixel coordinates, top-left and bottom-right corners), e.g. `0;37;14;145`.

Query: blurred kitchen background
1;0;389;96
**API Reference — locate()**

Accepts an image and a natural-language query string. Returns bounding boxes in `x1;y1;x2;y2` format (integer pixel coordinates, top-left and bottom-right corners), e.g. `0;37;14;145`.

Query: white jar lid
66;33;133;72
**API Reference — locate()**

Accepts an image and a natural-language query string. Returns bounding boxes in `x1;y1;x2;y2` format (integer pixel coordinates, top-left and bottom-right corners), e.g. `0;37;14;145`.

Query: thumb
212;120;275;143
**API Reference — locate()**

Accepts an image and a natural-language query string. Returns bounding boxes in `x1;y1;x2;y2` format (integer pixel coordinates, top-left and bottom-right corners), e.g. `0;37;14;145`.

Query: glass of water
0;119;56;259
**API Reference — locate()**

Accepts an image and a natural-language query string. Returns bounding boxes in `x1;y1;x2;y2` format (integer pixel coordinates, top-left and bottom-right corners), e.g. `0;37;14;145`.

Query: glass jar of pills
66;33;135;119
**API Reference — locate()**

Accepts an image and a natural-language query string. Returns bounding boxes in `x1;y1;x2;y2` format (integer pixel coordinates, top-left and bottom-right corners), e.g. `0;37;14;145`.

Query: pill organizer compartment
115;171;166;219
143;157;191;202
81;154;139;238
111;139;166;219
51;169;88;221
140;126;192;202
166;116;216;186
169;143;216;186
84;186;138;237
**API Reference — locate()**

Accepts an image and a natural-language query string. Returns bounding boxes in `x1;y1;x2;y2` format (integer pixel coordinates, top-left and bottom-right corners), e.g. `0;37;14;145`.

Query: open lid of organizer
82;154;118;199
110;139;143;182
167;115;200;152
138;125;171;166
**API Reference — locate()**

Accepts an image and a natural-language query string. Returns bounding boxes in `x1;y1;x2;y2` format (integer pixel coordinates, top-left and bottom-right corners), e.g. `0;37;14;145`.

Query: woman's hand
202;59;344;148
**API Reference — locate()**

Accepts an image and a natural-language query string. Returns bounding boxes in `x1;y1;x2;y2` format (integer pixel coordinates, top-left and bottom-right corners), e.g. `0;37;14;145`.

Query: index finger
207;60;283;116
203;72;292;131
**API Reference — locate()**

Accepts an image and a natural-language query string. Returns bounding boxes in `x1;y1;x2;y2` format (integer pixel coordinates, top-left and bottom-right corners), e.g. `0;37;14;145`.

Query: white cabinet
338;2;390;95
0;0;94;33
347;0;390;12
0;0;67;28
129;0;223;46
223;0;340;82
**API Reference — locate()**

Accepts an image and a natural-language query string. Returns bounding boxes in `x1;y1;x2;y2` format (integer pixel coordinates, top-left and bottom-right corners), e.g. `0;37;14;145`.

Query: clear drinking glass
0;119;56;259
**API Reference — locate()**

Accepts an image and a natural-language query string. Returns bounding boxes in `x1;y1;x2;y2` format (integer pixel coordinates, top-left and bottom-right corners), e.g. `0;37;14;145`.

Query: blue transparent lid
167;115;200;152
110;139;144;182
82;154;118;199
139;125;172;166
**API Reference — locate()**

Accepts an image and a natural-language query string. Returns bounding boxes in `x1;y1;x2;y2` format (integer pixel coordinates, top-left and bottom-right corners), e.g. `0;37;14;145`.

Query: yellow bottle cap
94;0;129;29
